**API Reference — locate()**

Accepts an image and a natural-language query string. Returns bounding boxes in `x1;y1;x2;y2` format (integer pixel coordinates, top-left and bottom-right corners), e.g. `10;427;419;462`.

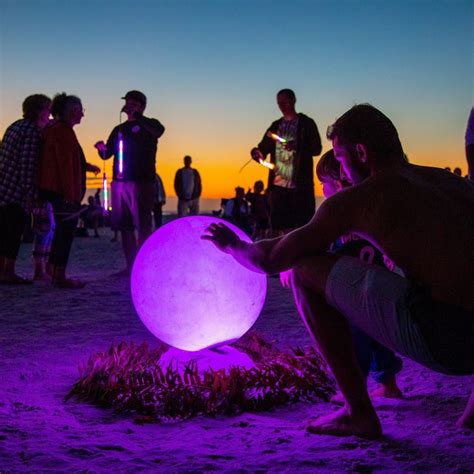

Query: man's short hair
277;89;296;101
327;104;404;160
316;149;341;182
22;94;51;121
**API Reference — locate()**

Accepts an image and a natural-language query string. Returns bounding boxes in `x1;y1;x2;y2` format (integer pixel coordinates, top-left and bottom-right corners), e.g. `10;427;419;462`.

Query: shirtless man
203;104;474;439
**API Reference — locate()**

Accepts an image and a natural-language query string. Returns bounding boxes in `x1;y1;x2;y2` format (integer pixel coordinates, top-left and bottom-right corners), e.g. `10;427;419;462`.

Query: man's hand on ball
202;223;240;253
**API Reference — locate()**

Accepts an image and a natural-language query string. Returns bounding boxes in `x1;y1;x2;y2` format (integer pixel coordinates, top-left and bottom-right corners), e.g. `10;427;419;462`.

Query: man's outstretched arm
202;191;354;274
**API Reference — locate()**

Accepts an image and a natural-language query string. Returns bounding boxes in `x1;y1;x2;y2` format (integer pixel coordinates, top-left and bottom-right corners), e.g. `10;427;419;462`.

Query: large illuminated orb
131;216;267;351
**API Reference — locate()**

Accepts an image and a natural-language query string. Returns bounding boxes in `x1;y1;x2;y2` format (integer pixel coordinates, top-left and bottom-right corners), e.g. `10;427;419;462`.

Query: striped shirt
0;119;42;210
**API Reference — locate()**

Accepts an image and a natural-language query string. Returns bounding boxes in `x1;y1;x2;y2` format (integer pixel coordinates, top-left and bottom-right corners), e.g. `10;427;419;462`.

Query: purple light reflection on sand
160;345;255;374
131;217;267;352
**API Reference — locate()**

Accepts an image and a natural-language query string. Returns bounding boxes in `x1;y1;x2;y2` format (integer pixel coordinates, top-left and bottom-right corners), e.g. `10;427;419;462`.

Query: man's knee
291;253;340;296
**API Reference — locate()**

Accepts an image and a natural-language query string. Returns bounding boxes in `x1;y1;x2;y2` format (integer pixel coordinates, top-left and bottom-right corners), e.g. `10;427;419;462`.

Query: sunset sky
1;0;472;198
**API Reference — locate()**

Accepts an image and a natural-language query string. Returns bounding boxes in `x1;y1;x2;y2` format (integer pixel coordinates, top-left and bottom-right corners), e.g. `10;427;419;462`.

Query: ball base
159;345;255;373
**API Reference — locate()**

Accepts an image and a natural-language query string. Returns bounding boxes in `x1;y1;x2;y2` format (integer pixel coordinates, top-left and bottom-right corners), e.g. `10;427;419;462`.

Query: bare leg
121;230;137;272
457;377;474;429
33;257;48;281
291;255;382;439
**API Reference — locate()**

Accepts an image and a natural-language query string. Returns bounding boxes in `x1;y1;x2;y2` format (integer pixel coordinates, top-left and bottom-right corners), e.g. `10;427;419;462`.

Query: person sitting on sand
223;187;251;235
315;149;403;402
203;104;474;439
246;180;270;241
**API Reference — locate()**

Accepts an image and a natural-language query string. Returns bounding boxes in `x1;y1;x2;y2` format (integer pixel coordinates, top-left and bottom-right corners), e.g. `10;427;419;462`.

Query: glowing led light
259;158;275;170
118;133;124;176
131;216;267;352
267;131;287;143
102;172;108;212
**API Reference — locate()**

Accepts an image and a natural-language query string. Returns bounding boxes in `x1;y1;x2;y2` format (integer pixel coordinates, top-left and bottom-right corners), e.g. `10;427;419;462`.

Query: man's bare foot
331;386;403;405
332;377;403;405
306;407;382;439
369;383;403;399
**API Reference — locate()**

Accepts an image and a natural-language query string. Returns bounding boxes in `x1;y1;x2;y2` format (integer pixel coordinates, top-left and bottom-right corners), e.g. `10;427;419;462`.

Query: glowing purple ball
131;216;267;351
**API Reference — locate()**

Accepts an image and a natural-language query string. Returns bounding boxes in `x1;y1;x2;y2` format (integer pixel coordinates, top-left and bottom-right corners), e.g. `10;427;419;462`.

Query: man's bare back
337;164;474;309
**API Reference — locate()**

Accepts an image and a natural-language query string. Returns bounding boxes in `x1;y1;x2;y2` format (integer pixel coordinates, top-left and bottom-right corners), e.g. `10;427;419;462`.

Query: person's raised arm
135;116;165;139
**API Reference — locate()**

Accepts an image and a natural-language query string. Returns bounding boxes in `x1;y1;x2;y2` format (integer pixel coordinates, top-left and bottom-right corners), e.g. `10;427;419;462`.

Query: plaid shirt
0;119;42;210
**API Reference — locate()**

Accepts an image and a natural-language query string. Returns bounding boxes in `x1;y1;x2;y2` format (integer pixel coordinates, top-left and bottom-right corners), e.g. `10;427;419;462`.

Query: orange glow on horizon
0;117;467;201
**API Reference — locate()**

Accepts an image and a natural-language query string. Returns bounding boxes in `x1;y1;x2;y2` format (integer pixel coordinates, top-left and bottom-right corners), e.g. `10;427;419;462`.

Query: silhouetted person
95;90;165;275
246;180;269;240
466;107;474;181
94;188;101;207
153;173;166;229
251;89;322;236
453;167;462;177
174;155;202;217
224;187;251;234
84;196;101;237
0;94;51;284
38;93;98;288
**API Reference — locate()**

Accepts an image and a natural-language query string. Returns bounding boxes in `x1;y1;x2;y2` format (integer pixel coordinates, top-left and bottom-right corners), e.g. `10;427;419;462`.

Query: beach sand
1;226;473;472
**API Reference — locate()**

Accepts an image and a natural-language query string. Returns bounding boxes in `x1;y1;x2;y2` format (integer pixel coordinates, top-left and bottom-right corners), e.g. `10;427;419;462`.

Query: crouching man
203;104;474;439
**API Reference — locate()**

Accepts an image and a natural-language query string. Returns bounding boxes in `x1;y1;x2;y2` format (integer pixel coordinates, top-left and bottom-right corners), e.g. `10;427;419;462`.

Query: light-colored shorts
178;198;200;217
325;256;453;374
111;181;155;237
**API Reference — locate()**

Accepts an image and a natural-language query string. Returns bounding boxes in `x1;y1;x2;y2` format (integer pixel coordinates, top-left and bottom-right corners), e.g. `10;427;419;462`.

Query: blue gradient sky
1;0;472;197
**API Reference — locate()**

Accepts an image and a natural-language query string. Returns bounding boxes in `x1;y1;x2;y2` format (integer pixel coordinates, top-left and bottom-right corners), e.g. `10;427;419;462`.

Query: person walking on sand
204;104;474;438
0;94;52;284
95;91;165;275
250;89;322;236
174;155;202;217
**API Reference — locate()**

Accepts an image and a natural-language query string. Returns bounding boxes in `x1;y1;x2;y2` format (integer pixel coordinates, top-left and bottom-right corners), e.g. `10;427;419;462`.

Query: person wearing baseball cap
95;90;165;275
121;90;147;106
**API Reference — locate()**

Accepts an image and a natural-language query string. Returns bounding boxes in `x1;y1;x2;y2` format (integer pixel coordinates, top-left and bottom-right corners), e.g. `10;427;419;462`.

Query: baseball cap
121;90;147;106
